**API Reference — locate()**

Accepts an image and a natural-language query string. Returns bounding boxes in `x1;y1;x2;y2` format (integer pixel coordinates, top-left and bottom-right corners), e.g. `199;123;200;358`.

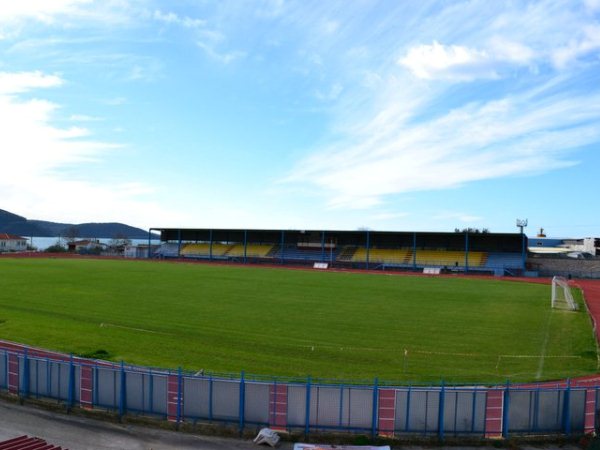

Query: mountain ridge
0;209;154;239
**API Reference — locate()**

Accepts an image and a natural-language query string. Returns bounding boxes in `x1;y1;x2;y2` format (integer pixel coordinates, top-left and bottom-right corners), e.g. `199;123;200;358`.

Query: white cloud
315;82;343;101
0;71;171;228
0;71;63;94
152;9;244;64
0;0;132;35
286;83;600;209
69;114;101;122
399;41;497;81
585;0;600;12
153;10;205;29
196;41;246;64
399;38;539;82
321;20;339;35
552;24;600;69
488;37;535;65
0;0;91;24
127;62;163;82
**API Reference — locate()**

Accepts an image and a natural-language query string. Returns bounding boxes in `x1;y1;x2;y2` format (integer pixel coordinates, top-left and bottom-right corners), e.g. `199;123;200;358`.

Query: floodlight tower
516;219;528;272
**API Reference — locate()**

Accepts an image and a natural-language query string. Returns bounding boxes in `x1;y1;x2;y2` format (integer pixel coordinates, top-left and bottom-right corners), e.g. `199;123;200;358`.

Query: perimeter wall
1;340;599;440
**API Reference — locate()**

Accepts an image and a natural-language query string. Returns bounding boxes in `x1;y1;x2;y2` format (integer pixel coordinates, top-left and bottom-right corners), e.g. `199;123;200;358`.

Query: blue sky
1;0;599;237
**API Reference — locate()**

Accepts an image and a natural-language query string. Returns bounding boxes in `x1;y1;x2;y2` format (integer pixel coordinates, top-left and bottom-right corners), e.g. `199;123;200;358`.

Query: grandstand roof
151;228;525;253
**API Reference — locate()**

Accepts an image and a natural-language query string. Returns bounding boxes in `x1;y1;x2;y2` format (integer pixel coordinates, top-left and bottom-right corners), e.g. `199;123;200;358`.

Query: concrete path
0;399;587;450
0;400;294;450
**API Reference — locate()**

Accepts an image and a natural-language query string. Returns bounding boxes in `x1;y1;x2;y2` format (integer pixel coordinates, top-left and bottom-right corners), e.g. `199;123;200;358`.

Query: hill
0;209;153;239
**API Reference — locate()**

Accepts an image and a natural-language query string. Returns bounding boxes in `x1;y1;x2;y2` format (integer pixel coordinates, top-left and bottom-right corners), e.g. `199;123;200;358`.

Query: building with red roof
0;233;27;252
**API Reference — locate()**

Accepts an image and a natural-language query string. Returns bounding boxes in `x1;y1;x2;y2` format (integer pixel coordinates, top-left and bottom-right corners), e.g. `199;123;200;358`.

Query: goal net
551;276;578;311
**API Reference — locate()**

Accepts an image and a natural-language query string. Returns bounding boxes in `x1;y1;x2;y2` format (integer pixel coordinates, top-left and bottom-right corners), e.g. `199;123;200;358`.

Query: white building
572;237;600;256
0;233;28;252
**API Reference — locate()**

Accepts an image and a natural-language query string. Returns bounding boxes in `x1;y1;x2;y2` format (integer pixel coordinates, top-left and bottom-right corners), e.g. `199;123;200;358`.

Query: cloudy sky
1;0;599;237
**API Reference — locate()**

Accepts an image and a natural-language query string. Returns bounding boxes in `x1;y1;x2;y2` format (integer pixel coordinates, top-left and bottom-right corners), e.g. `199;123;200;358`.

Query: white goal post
551;276;578;311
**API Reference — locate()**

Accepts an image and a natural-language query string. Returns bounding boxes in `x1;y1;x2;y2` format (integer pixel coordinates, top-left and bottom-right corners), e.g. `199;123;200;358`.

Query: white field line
99;322;172;335
297;344;580;361
496;354;581;369
536;310;554;380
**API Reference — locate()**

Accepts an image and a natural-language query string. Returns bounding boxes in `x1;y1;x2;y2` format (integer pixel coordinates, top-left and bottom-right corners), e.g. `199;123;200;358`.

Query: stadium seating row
155;243;522;270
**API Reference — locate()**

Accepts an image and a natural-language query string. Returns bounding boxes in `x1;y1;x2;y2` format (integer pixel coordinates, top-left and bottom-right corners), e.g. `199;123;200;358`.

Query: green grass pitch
0;258;596;384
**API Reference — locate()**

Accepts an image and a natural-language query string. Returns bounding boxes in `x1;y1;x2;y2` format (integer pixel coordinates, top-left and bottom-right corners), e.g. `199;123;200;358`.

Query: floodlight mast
516;219;528;271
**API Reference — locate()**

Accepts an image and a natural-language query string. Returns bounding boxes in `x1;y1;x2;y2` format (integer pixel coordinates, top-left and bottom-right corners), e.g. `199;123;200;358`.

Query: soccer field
0;258;596;384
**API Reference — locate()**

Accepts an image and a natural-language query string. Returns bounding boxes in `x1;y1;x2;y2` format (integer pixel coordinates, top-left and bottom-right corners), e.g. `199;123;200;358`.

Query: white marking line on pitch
496;354;580;369
536;310;554;380
100;322;172;335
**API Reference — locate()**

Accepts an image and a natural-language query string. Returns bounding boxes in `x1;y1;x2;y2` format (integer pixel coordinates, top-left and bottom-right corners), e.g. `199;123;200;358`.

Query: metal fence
0;345;597;439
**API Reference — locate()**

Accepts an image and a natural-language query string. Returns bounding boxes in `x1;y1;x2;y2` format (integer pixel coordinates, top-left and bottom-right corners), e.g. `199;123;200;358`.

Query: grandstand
150;228;526;275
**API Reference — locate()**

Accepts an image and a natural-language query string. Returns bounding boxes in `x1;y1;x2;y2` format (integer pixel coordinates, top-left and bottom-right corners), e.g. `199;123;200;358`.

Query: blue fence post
46;357;51;398
502;380;510;438
304;376;312;436
365;231;370;270
119;361;126;418
563;379;572;436
533;386;540;432
148;369;154;413
67;353;74;410
273;378;278;426
412;232;417;269
2;351;6;390
465;231;469;273
3;352;7;390
405;385;412;432
470;387;477;434
177;367;183;425
209;375;214;421
22;348;30;398
177;229;182;257
93;363;98;406
239;370;245;435
147;228;152;259
371;377;379;438
438;381;445;441
35;356;39;399
338;384;344;428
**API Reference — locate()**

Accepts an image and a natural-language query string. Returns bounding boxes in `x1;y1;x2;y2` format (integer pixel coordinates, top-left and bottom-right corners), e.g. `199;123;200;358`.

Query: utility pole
516;219;528;272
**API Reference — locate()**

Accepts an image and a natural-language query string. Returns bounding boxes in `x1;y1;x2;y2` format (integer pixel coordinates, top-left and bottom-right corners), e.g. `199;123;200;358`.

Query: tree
45;241;67;253
108;233;131;255
64;226;79;242
454;228;490;233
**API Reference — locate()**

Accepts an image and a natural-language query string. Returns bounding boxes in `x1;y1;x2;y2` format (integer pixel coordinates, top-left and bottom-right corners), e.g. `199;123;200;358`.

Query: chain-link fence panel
183;376;210;419
244;381;270;425
287;384;307;429
212;379;240;421
347;386;372;430
405;389;440;434
96;366;120;410
442;389;486;435
150;372;168;415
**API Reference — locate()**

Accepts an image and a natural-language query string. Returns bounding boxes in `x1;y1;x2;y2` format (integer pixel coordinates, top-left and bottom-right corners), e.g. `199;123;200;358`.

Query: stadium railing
0;341;595;440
